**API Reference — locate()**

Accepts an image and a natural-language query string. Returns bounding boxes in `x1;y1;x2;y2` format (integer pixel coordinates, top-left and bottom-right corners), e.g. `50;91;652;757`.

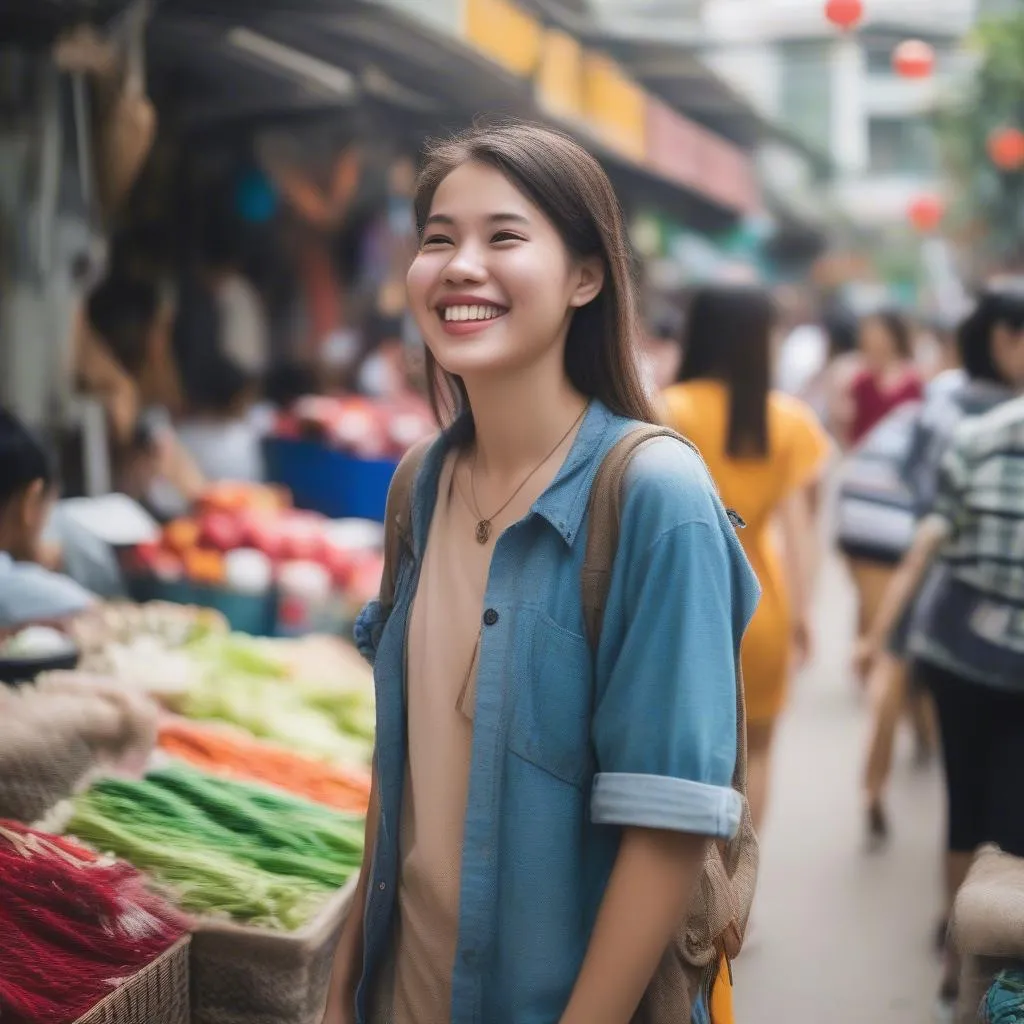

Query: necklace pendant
475;519;492;545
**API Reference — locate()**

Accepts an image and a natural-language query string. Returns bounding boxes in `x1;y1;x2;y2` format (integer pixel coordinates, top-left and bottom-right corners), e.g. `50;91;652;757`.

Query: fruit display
274;393;435;461
122;482;385;633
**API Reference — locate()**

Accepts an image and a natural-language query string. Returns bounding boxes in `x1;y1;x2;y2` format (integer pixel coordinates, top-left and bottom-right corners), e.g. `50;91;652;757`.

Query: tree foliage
939;9;1024;267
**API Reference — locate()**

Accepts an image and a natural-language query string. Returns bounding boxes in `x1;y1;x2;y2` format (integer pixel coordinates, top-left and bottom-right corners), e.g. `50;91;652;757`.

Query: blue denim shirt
353;401;760;1024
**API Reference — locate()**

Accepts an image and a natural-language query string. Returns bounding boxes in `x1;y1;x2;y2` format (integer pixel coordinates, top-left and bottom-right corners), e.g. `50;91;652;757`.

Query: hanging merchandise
824;0;864;31
893;39;936;79
988;127;1024;172
67;764;365;931
0;822;187;1024
908;195;944;233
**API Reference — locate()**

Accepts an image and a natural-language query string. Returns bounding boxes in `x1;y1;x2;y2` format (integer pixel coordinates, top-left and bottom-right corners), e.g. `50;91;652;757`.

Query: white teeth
442;304;505;322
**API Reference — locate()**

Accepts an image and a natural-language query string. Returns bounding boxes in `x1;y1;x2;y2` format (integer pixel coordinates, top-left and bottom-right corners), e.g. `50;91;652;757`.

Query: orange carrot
157;720;371;814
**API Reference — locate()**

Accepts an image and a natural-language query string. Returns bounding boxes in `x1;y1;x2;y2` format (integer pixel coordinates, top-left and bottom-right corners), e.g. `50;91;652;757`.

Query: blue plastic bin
262;438;399;523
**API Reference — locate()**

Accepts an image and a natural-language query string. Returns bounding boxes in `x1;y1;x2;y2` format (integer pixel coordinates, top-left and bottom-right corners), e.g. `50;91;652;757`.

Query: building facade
699;0;979;228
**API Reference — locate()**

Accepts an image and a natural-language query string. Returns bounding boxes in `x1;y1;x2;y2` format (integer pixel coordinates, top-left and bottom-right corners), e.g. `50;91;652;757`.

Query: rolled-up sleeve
590;445;760;840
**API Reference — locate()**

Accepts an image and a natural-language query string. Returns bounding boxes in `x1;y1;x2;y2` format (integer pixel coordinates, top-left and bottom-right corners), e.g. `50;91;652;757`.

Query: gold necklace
466;403;589;545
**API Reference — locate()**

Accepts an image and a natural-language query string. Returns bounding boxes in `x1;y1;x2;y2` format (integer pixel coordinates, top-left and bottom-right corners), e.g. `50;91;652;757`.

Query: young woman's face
858;317;901;370
406;161;602;382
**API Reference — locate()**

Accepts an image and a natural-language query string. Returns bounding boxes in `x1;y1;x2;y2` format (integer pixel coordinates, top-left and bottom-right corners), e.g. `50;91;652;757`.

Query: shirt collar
411;400;629;552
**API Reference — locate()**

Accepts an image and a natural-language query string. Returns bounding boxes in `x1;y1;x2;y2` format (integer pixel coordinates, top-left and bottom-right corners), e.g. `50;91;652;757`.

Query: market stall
0;602;375;1024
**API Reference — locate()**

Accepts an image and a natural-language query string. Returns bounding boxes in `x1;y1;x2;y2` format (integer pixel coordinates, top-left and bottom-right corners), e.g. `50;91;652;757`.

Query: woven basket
73;936;191;1024
190;875;358;1024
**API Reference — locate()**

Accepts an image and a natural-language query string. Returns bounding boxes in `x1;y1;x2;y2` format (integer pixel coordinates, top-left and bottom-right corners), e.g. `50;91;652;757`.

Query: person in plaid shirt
858;373;1024;1013
852;288;1024;851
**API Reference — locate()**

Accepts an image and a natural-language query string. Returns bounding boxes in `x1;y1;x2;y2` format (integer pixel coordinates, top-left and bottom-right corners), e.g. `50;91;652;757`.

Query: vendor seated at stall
177;350;265;484
86;274;206;519
0;409;96;631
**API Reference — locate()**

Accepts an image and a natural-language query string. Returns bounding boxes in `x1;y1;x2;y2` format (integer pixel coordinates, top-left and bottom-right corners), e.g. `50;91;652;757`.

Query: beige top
386;451;488;1024
374;422;583;1024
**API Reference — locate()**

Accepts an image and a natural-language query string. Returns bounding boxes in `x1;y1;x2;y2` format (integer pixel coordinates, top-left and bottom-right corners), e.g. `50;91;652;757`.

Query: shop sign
535;28;584;119
582;52;646;162
645;97;761;215
462;0;543;78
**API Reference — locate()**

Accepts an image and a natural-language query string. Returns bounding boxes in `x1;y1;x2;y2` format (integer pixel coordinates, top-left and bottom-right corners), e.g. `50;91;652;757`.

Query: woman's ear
568;255;605;309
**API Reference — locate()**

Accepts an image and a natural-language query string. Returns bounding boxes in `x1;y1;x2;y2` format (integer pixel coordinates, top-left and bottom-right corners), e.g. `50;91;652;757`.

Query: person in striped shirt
854;287;1024;849
856;295;1024;1015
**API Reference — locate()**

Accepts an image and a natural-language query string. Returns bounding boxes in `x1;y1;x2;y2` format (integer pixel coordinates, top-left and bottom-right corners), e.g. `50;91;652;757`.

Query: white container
276;560;334;636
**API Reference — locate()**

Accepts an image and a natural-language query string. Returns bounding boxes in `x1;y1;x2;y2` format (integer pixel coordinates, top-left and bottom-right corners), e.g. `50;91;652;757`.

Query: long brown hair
412;120;658;431
677;285;774;458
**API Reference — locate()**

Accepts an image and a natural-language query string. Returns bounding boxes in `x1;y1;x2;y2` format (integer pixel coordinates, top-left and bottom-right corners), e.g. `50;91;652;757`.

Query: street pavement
733;547;946;1024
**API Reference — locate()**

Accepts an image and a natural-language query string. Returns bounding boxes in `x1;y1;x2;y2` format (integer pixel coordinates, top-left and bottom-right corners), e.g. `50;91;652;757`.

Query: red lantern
893;40;936;79
825;0;864;30
908;195;944;233
988;127;1024;172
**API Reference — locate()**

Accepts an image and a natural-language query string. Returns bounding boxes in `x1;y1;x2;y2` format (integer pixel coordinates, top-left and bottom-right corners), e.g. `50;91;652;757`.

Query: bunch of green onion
67;763;364;930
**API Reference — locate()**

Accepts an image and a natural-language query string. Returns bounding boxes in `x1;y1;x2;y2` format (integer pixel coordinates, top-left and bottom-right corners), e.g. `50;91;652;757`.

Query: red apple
323;545;356;587
199;511;244;552
243;514;287;562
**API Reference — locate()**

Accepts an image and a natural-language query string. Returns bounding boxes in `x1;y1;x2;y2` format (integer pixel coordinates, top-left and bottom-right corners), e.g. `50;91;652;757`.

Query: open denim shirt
353;401;760;1024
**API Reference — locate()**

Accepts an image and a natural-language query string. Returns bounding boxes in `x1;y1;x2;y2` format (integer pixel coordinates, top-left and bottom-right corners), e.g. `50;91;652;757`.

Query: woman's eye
422;234;452;247
492;231;524;244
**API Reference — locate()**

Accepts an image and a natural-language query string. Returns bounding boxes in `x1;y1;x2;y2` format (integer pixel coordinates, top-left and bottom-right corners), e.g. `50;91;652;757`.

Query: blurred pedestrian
662;285;831;833
855;306;1024;1012
844;311;923;448
841;312;924;642
856;287;1024;846
86;275;206;518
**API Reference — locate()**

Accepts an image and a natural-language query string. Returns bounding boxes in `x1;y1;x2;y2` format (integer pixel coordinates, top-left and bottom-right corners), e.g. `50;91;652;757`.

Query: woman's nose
443;243;487;284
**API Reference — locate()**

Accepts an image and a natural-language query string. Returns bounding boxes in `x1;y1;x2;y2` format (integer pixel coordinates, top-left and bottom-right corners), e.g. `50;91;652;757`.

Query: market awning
1;0;136;49
591;36;832;173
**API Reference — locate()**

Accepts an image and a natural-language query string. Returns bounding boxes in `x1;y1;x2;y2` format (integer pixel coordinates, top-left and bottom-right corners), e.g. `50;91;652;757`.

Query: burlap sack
952;845;1024;959
190;875;358;1024
0;684;155;823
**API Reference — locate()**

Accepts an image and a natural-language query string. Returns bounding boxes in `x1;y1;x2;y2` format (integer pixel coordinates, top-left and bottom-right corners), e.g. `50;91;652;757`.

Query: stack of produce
66;763;365;931
275;393;435;460
0;822;187;1024
124;489;384;619
172;633;375;768
158;719;372;814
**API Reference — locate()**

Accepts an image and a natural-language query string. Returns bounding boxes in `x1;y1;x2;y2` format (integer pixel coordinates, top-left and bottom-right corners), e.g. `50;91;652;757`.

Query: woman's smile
435;294;510;335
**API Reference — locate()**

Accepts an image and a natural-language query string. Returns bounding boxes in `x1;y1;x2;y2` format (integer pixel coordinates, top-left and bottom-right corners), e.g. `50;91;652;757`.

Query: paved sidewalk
733;551;945;1024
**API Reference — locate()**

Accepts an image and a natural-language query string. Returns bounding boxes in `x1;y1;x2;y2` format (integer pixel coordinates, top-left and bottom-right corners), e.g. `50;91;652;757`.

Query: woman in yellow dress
663;286;831;831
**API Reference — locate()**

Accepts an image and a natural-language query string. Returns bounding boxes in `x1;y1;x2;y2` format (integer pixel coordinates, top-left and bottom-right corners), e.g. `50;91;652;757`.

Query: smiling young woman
322;122;760;1024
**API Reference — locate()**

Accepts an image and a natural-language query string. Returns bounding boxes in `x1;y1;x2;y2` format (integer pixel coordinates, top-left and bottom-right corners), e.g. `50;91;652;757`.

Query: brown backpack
378;425;758;1023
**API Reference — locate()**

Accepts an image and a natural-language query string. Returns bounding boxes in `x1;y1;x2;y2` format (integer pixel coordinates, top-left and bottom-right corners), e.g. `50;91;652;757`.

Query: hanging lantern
988;127;1024;172
893;40;936;79
908;195;944;233
824;0;864;31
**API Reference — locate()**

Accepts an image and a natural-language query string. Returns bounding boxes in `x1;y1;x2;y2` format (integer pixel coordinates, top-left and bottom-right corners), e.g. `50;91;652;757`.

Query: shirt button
483;608;499;626
378;881;386;891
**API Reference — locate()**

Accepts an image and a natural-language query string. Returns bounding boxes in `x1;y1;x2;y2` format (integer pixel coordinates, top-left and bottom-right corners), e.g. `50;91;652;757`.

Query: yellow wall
581;52;646;161
463;0;542;77
535;28;584;119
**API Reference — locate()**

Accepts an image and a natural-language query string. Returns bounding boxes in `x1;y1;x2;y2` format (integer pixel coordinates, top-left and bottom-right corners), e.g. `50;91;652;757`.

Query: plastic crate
263;438;398;522
125;576;277;637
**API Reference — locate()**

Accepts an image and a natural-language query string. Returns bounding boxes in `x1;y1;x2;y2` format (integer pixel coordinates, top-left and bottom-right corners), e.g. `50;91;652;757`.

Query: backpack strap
379;437;433;611
581;425;749;799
